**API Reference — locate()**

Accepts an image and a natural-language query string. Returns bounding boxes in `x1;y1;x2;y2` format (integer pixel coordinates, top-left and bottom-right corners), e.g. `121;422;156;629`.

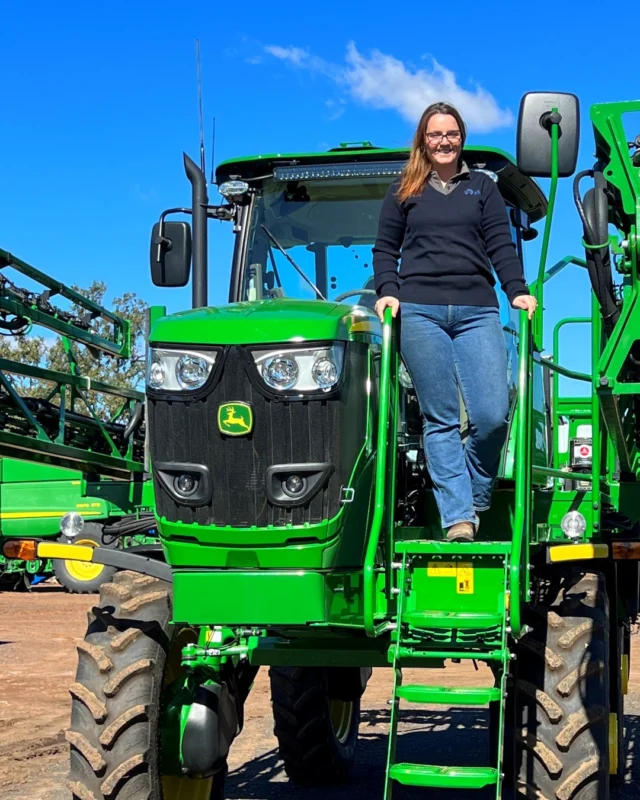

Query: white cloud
264;45;338;79
263;41;512;132
265;45;308;66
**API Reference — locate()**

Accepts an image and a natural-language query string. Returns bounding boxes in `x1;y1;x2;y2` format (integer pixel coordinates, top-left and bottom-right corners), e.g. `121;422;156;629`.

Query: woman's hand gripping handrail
363;306;398;637
510;310;534;637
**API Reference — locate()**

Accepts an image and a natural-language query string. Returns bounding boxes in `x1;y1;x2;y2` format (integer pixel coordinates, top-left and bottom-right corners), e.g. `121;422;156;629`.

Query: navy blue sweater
372;170;529;307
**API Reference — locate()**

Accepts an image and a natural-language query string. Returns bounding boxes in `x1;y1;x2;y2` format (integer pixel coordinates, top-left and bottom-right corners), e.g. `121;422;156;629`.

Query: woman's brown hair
396;102;467;202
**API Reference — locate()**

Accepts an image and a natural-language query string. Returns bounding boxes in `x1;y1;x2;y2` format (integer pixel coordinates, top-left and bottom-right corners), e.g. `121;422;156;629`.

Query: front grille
148;343;368;528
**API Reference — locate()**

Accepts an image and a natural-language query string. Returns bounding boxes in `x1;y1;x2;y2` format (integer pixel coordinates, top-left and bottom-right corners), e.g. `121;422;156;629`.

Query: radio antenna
210;116;216;184
196;39;206;178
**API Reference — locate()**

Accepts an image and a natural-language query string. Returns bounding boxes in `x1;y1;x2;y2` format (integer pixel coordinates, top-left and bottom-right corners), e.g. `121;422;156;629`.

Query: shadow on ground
225;708;640;800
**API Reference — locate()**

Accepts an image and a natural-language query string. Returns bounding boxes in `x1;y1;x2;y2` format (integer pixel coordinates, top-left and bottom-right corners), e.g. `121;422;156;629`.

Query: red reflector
612;542;640;560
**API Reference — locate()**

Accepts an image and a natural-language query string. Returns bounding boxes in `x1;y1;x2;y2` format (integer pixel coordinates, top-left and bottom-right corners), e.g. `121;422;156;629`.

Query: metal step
389;763;498;789
394;646;506;662
395;685;501;705
403;610;504;630
395;539;512;556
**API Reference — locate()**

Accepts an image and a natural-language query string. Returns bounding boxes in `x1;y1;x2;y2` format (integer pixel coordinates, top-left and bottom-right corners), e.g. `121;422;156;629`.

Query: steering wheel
123;402;144;441
334;289;378;303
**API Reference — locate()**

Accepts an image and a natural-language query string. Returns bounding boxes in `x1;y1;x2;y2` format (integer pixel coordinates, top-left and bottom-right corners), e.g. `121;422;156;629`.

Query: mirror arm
205;204;234;221
154;208;193;262
534;110;561;350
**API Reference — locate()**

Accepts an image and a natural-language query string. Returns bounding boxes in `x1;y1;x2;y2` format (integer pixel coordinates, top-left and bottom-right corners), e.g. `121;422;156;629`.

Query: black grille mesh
149;344;367;528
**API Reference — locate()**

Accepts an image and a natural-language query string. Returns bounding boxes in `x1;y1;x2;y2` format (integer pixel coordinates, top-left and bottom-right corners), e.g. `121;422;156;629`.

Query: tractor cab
218;144;544;319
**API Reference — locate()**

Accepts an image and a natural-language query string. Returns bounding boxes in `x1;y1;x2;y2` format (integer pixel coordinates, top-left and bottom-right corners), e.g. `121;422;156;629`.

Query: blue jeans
400;303;509;530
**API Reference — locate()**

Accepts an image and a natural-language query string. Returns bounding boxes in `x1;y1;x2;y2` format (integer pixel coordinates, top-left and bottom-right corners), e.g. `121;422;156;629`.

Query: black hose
572;169;620;332
103;512;156;539
573;170;595;233
123;402;144;441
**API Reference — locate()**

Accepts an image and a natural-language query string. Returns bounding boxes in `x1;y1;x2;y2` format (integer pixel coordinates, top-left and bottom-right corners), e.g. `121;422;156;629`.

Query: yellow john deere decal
218;402;253;436
0;510;101;520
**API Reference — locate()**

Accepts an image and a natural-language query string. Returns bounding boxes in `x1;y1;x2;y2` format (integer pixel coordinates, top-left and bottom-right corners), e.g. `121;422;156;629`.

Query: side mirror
516;92;580;178
150;221;192;287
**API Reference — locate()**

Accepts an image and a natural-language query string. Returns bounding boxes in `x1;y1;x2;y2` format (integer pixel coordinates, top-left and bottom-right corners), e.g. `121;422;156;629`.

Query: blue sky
2;0;637;389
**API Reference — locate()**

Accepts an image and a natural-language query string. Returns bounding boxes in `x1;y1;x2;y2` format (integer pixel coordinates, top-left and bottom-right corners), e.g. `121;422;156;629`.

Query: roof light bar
273;161;405;182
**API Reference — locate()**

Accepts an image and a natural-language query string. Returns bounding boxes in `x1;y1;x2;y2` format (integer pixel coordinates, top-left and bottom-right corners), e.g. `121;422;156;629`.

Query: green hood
149;298;381;346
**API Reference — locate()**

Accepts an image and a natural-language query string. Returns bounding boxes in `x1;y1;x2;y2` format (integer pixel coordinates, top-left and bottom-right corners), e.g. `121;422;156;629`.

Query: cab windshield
241;166;395;309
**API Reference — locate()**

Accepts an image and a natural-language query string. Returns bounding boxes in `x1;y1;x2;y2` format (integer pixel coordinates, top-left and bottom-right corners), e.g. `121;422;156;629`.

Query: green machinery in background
0;248;155;592
12;91;640;799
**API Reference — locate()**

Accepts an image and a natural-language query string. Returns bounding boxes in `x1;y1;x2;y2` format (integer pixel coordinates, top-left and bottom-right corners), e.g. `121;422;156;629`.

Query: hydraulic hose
103;512;155;540
573;170;619;332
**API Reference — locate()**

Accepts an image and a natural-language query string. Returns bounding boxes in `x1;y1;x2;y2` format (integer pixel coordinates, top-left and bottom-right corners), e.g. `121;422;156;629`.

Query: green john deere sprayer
9;90;640;799
0;249;156;592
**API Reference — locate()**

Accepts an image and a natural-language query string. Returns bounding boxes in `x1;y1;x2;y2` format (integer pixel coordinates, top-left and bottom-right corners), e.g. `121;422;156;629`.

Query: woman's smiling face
425;113;462;168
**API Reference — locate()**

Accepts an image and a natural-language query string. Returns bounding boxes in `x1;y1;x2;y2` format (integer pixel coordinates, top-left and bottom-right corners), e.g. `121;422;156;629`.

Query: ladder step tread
403;610;503;629
390;763;498;789
396;685;501;705
395;646;506;661
395;539;511;555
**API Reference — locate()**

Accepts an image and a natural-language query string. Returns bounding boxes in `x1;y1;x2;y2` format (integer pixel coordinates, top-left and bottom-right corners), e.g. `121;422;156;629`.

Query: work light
253;344;345;394
147;348;216;392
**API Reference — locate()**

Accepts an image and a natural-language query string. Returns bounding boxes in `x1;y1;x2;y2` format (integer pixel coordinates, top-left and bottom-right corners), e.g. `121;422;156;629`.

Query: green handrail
510;311;532;637
550;316;592;471
552;317;591;377
543;359;591;383
364;307;397;637
529;255;588;298
533;465;593;482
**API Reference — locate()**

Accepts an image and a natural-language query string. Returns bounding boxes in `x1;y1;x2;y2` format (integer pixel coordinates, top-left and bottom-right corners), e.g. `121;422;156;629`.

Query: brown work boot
445;522;475;542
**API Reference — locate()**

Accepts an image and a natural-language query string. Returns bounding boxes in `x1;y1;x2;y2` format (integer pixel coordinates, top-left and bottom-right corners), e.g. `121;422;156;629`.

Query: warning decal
427;562;456;577
456;563;474;594
427;561;474;594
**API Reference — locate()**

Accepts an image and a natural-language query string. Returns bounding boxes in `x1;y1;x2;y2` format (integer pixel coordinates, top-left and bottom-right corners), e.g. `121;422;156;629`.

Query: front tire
507;568;610;800
269;666;360;784
67;570;224;800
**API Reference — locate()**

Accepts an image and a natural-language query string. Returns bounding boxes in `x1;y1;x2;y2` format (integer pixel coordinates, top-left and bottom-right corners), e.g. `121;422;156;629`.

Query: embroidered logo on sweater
465;188;481;196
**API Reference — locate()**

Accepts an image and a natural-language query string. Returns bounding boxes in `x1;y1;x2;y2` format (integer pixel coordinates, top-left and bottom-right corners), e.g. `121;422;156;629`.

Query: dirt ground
1;583;639;799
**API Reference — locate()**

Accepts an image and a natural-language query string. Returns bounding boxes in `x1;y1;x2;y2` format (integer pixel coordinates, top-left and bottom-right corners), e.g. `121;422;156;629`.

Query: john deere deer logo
218;402;253;436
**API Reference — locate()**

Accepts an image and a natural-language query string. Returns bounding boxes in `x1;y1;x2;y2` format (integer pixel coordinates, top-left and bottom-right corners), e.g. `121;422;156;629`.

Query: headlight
253;344;345;393
60;511;85;539
262;356;299;390
147;348;216;392
560;511;587;540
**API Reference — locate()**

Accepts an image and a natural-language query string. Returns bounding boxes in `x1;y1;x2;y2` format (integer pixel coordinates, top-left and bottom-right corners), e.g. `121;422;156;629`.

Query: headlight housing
560;511;587;540
253;344;345;394
147;348;216;392
60;511;85;539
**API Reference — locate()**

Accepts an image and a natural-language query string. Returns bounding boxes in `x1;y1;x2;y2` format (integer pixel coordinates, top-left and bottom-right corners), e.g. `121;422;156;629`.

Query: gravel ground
0;582;638;799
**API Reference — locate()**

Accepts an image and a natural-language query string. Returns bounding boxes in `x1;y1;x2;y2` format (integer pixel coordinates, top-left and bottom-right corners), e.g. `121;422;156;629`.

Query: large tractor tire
507;568;610;800
53;522;118;594
269;666;360;784
67;571;225;800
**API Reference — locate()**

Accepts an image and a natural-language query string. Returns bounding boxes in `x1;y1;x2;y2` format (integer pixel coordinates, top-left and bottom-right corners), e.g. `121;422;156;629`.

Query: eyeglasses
426;131;462;143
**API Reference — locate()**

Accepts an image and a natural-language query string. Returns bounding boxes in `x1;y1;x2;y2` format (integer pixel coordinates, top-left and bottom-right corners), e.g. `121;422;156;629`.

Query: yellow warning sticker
427;561;456;577
456;563;474;594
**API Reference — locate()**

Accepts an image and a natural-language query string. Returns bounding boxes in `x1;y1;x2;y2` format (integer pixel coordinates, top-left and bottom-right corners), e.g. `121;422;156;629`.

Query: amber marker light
2;539;38;560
